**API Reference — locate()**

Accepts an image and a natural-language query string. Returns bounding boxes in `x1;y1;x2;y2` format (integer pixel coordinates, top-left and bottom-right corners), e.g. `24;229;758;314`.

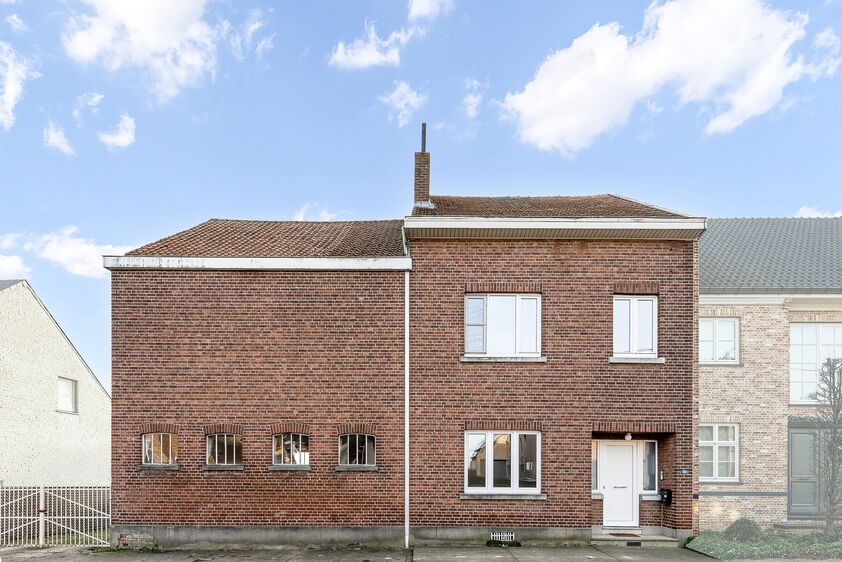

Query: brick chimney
413;123;434;209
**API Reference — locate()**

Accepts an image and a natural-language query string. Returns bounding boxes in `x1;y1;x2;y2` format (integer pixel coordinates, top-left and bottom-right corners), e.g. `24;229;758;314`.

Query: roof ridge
607;193;690;218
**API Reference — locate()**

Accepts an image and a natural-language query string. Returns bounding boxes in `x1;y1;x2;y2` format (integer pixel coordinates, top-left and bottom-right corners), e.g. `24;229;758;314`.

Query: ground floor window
273;433;310;465
339;434;375;465
206;433;243;465
699;424;738;481
465;431;540;494
142;433;178;465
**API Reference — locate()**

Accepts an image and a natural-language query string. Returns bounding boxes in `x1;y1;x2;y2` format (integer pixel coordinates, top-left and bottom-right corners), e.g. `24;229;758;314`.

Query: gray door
789;427;820;517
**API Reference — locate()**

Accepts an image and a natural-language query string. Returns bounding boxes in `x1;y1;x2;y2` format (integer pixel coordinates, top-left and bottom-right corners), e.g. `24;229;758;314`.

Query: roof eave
103;255;412;271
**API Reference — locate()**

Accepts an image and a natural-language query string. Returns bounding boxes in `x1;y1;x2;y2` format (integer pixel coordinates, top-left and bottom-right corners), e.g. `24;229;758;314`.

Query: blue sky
1;0;841;391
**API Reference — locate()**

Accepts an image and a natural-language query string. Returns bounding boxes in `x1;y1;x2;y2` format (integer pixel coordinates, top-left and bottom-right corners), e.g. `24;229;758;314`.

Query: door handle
613;486;628;489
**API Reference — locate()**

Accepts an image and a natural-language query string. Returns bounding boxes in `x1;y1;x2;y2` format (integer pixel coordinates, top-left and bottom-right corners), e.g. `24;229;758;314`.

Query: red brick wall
407;239;698;531
111;270;405;526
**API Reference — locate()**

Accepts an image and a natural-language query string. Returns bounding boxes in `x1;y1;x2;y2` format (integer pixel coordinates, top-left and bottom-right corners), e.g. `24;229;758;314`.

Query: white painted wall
0;281;110;486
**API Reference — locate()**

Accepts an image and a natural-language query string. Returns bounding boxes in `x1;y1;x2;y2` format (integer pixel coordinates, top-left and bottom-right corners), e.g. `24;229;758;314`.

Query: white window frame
699;317;740;364
206;433;243;465
57;376;78;413
699;424;739;482
141;432;178;465
591;439;658;494
464;294;542;357
338;434;376;466
464;431;541;495
790;323;842;404
272;433;310;465
612;296;658;358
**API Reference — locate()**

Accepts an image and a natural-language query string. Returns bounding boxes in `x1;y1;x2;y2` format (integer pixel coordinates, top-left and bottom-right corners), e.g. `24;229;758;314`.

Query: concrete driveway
0;545;716;561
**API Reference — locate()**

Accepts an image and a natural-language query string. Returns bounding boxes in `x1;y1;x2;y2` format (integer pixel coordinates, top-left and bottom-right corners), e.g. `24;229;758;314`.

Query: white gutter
403;270;410;550
403;216;706;231
103;255;412;271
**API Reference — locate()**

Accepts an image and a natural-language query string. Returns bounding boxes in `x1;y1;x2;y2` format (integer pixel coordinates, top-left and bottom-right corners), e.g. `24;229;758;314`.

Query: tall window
273;433;310;465
339;434;375;465
465;431;540;494
613;296;657;357
465;294;541;357
591;440;657;493
699;424;738;481
699;318;739;364
57;377;77;413
142;433;178;465
206;433;242;465
790;324;842;403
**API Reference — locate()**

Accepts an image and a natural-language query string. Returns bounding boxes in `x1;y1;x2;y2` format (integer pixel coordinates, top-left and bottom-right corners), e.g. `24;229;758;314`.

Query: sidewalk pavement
0;545;716;561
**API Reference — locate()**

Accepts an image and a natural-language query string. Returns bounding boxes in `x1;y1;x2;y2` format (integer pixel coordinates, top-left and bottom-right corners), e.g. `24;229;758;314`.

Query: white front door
600;441;638;527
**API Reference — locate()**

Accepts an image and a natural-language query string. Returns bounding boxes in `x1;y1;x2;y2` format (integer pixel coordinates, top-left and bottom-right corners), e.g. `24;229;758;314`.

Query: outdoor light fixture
624;432;632;441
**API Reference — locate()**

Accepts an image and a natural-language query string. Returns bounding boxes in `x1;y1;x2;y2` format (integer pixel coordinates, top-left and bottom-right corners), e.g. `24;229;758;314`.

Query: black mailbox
659;488;672;505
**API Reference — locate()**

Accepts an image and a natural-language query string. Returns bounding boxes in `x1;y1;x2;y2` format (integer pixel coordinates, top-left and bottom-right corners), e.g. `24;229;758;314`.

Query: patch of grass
688;530;842;560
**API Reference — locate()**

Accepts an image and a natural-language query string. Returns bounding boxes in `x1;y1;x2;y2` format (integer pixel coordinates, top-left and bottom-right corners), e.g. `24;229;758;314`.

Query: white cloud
255;34;275;60
98;114;135;148
796;206;842;218
24;226;132;278
292;203;338;221
408;0;453;21
502;0;841;156
379;80;427;127
225;9;273;61
0;255;30;277
463;78;485;118
5;14;27;32
329;21;418;69
73;92;104;124
0;233;21;250
0;40;39;131
62;0;220;102
43;121;75;155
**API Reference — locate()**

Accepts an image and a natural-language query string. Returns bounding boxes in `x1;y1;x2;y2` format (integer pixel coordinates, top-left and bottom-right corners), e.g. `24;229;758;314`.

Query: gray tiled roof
0;279;24;292
700;218;842;294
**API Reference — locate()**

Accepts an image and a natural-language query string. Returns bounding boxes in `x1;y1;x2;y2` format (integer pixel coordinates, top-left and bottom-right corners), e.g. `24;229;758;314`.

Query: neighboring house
104;137;705;548
698;218;842;529
0;279;111;486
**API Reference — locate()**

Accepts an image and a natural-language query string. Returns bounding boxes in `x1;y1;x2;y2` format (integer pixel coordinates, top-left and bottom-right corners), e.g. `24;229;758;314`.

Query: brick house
105;137;705;548
698;218;842;529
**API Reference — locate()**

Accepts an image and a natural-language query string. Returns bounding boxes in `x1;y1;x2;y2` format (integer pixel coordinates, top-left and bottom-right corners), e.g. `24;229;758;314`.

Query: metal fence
0;486;110;547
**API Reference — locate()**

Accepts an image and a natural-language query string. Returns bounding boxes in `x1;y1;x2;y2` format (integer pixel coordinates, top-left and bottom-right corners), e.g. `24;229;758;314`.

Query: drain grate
490;531;515;542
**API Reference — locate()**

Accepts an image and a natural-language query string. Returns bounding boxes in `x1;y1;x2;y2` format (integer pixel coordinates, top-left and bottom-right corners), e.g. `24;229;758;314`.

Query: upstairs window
142;433;178;465
613;296;657;358
465;294;541;357
57;377;77;413
339;434;375;465
790;324;842;403
700;318;739;364
273;433;310;465
206;433;243;466
465;431;540;494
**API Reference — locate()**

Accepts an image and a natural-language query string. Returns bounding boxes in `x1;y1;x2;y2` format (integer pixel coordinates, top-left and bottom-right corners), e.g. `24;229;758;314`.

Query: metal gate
0;486;110;547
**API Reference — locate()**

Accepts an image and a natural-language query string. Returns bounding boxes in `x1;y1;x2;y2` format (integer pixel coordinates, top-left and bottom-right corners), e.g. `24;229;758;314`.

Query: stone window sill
459;356;547;363
789;402;818;407
641;494;662;501
459;493;547;500
201;464;244;471
268;465;311;472
336;465;377;472
56;409;79;415
701;480;742;485
137;464;179;471
592;492;604;500
608;356;665;364
699;362;742;367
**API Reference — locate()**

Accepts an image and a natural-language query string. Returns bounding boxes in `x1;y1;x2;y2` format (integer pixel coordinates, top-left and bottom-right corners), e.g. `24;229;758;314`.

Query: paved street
0;545;715;561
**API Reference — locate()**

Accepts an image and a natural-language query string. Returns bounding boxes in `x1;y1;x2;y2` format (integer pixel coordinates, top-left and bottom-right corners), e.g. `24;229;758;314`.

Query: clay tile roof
411;194;685;218
126;219;406;258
